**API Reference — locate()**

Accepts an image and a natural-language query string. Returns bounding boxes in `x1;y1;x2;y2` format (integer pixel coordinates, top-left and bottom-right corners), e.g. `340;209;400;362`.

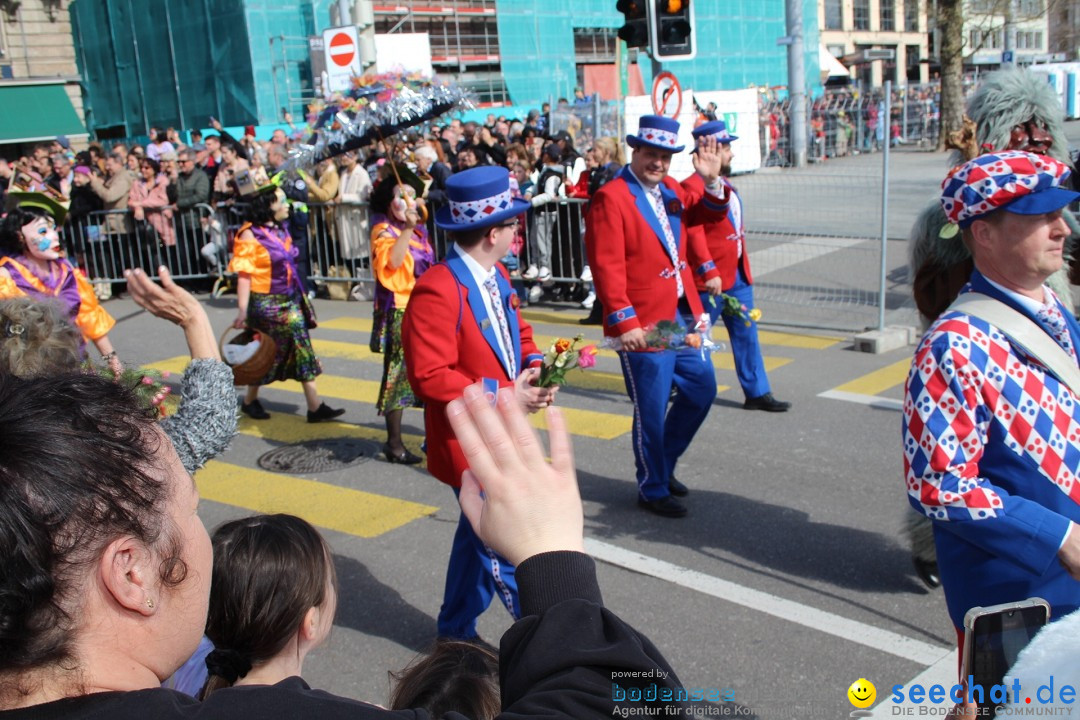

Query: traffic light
650;0;695;61
616;0;649;49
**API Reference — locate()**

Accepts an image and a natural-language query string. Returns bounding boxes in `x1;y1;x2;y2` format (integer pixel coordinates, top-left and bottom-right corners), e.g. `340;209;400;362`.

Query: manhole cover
258;438;380;473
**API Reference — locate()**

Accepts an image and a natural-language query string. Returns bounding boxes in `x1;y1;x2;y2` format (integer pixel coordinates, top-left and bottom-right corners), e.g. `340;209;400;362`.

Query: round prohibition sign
329;32;356;67
651;71;682;119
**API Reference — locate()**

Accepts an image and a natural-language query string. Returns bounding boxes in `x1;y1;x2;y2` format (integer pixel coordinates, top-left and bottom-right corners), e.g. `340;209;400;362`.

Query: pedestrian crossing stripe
150;356;634;440
195;460;437;538
233;412;426;460
517;309;842;350
316;317;785;377
830;357;911;396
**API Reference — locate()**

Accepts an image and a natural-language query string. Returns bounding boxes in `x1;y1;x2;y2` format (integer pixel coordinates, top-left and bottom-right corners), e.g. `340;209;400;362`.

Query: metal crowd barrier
58;183;891;332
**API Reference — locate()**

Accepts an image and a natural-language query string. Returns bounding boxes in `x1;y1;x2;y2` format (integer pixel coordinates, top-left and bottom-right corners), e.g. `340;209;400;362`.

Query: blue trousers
437;488;520;639
618;320;717;501
701;268;770;399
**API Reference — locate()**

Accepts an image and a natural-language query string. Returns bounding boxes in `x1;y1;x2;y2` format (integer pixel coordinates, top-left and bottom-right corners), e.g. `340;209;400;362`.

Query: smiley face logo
847;678;876;708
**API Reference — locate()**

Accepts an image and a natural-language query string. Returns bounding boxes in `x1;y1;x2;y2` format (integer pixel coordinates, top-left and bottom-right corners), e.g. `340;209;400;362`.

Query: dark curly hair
240;190;281;226
0;373;186;700
0;205;53;257
389;639;500;719
201;513;335;698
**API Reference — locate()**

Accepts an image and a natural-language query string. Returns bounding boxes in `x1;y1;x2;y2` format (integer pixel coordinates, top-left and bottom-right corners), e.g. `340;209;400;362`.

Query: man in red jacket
682;120;790;412
402;166;557;640
585;114;727;518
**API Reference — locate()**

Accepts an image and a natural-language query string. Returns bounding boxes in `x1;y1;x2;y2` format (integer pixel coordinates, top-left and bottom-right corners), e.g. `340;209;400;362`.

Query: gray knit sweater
159;358;238;473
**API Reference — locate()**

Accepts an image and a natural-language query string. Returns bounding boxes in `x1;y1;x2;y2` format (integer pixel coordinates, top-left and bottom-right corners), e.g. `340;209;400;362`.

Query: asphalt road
103;120;1079;718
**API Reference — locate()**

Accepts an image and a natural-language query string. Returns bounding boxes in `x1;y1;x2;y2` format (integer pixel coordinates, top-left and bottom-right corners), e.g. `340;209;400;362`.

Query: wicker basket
220;327;277;387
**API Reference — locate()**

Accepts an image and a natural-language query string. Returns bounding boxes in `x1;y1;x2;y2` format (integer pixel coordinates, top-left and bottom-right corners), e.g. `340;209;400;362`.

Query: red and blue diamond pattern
904;313;1080;522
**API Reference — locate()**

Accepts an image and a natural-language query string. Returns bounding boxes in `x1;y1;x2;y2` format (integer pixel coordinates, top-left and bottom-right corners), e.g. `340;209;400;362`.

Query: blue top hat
434;166;531;232
626;115;685;153
692;119;738;144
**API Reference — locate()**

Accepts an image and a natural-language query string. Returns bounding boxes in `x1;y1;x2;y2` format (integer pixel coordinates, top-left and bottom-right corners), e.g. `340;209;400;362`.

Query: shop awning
0;82;88;145
819;46;851;78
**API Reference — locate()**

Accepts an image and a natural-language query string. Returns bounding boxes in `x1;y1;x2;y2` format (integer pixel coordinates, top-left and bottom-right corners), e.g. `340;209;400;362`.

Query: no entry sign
651;71;682;119
322;25;361;92
329;32;355;67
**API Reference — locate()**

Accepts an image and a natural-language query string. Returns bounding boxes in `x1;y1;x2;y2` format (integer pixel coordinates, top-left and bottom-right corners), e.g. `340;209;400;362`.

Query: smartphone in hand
961;598;1050;717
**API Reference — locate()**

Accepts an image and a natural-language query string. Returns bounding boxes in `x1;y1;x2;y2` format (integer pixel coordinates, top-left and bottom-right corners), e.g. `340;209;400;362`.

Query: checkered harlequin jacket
902;271;1080;628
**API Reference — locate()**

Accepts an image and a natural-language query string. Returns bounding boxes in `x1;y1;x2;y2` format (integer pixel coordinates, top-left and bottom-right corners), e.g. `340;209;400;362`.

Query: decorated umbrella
284;71;472;173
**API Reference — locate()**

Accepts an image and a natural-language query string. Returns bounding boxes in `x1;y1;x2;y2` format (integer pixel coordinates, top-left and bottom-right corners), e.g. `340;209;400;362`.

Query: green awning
0;83;88;144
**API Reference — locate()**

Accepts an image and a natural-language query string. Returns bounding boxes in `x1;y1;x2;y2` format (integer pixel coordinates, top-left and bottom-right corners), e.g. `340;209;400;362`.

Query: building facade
963;0;1051;67
1047;0;1079;59
818;0;930;87
0;0;87;148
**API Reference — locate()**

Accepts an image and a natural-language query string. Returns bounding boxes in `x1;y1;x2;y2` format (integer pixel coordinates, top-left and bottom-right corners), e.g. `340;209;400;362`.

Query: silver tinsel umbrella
284;73;473;171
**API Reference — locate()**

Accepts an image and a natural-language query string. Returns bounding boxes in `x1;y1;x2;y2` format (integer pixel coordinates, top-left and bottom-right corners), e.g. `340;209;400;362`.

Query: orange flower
685;333;702;349
554;338;572;354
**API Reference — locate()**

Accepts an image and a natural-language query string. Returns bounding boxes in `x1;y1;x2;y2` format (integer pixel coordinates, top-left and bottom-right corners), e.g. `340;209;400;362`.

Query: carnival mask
390;184;418;223
1008;119;1053;155
22;217;61;260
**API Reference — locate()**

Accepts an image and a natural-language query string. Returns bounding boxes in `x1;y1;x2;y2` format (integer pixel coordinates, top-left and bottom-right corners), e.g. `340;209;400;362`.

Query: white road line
585;538;948;666
868;650;958;718
818;389;904;411
749;236;868;278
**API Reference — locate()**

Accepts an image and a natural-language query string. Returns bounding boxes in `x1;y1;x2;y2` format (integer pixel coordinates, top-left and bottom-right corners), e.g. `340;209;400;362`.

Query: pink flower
141;376;154;385
577;345;598;369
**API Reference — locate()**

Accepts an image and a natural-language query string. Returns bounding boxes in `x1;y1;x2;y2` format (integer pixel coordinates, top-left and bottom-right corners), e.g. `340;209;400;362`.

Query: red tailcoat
402;252;542;487
585;167;724;339
681;174;753;292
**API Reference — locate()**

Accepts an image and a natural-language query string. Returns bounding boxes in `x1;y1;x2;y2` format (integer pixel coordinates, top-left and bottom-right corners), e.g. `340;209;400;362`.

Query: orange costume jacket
585;167;726;339
681;174;753;292
402;247;543;487
0;256;115;342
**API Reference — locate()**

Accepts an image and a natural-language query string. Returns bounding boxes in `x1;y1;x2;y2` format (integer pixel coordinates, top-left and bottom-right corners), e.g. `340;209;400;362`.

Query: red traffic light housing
649;0;695;61
617;0;649;48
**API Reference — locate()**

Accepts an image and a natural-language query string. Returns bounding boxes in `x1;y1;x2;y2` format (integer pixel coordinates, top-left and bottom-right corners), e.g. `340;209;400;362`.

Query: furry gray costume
905;68;1080;589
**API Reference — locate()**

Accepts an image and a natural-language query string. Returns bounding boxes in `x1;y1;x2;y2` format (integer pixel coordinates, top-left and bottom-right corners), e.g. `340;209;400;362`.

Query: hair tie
3;321;25;339
205;648;253;684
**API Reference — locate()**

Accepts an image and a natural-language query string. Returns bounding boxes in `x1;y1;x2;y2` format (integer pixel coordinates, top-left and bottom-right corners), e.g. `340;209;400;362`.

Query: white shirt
454;244;513;374
626;166;683;298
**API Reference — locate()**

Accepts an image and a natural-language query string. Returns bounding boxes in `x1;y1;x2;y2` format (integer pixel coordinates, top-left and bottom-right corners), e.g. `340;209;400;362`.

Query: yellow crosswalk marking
150;357;633;440
520;308;841;349
235;412;425;452
320;316;372;332
831;357;912;396
196;460;437;538
710;325;841;350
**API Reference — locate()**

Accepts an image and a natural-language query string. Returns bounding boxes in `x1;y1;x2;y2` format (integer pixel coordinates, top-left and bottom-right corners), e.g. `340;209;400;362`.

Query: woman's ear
99;536;158;617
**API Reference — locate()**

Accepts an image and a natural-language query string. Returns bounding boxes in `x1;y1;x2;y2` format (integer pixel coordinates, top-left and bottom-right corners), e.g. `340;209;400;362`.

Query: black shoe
743;393;791;412
637;495;688;518
913;557;941;589
383;443;423;465
240;399;270;420
307;402;345;423
668;476;689;497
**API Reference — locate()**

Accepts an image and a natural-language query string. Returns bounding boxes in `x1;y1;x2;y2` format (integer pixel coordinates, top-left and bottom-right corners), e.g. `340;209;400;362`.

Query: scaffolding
375;0;509;104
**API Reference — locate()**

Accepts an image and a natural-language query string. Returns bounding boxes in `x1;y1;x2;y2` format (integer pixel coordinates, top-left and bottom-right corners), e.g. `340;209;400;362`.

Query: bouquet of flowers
603;320;721;354
88;363;177;419
710;293;762;327
536;334;598;388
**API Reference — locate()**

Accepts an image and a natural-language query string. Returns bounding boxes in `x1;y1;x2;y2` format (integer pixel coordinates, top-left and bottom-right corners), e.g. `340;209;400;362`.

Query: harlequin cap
692;119;737;144
940;150;1079;228
626;115;685;153
434;166;530;232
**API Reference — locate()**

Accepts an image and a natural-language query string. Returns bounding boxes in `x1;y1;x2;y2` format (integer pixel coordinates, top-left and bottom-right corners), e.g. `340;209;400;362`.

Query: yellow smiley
847;678;876;709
